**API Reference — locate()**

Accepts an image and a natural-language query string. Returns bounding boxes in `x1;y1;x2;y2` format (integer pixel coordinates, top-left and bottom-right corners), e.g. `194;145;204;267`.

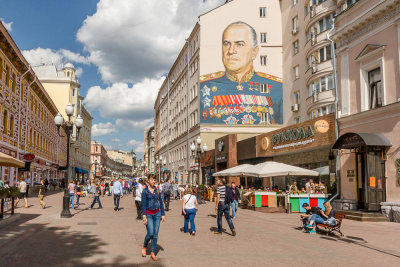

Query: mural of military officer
200;21;283;125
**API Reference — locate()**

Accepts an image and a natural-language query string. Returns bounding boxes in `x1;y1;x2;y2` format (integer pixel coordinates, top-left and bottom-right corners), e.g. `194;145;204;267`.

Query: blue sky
0;0;225;159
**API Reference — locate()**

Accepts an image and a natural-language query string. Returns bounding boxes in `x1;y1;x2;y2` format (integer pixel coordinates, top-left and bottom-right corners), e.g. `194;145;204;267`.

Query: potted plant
0;188;7;199
9;187;19;198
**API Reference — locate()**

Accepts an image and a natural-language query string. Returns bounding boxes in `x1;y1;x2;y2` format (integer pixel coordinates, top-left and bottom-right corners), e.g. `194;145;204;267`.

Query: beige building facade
280;0;336;126
332;0;400;213
107;149;136;175
155;0;284;185
0;22;67;185
33;63;93;180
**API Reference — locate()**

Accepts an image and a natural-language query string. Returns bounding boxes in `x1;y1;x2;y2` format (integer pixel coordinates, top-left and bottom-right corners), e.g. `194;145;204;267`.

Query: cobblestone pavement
1;191;400;266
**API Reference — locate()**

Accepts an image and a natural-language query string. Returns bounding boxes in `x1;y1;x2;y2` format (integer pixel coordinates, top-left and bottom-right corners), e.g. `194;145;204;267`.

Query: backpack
224;185;234;205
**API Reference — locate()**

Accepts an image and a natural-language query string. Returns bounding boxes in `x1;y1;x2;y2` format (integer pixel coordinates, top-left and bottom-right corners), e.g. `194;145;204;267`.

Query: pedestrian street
1;191;400;266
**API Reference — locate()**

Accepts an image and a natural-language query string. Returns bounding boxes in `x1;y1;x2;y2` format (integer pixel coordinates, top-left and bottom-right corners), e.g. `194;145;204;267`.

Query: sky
0;0;225;159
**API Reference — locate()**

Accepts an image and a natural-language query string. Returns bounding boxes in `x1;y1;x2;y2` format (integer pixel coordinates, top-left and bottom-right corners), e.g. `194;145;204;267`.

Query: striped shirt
217;185;226;203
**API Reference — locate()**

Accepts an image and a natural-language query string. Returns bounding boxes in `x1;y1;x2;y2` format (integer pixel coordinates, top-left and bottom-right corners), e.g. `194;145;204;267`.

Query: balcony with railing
306;89;335;113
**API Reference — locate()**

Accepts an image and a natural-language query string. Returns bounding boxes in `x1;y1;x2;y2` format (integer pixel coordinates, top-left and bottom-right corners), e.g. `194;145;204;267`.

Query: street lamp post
190;136;206;204
54;103;83;218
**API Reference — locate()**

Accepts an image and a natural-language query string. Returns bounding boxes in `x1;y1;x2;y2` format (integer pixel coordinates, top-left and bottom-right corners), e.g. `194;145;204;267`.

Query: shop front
214;134;239;185
255;113;337;190
333;103;400;213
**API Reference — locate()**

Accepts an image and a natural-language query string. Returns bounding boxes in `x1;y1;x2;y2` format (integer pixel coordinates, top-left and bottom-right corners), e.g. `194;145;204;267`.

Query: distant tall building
280;0;336;125
107;149;136;176
155;0;284;185
33;63;93;180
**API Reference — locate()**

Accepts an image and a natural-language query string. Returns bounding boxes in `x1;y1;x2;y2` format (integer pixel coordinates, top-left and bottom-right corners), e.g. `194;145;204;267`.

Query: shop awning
213;164;253;177
332;132;392;149
0;152;25;168
75;167;88;174
241;161;319;178
312;166;330;176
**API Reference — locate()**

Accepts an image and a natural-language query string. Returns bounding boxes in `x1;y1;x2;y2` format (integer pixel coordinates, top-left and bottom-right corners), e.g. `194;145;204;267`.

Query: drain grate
77;222;97;225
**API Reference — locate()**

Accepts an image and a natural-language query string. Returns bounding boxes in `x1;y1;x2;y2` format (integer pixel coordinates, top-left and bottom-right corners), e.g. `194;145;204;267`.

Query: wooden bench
316;214;344;237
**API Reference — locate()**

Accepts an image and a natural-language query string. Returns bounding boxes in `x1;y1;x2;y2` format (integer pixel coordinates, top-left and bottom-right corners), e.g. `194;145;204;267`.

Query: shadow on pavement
145;244;164;256
0;216;137;266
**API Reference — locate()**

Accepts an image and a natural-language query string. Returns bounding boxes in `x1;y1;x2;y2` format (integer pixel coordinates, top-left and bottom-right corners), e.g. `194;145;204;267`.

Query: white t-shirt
183;194;196;210
19;181;27;193
135;184;143;201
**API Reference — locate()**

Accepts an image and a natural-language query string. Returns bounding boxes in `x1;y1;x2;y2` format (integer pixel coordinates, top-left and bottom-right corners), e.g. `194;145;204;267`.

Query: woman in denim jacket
141;174;165;261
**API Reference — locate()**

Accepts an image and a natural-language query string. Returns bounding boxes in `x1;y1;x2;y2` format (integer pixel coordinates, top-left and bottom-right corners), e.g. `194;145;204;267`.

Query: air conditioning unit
291;104;299;112
292;27;299;35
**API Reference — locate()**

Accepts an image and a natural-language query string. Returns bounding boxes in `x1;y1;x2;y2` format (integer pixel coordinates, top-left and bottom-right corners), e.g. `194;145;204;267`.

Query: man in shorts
15;178;28;208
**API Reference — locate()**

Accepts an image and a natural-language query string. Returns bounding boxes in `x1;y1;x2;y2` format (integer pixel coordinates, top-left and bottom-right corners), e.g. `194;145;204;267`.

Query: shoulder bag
182;195;192;216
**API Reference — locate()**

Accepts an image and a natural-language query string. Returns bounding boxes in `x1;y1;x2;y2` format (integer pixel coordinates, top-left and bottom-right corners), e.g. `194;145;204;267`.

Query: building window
3;110;7;134
260;32;267;43
260;7;267;17
308;74;334;96
318;15;333;33
12;73;16;93
0;57;3;80
6;65;10;87
295;117;301;124
293;65;299;80
293;40;299;55
294;91;300;104
260;56;267;66
20;82;24;101
10;115;14;137
292;16;298;34
260;113;267;123
368;67;382;109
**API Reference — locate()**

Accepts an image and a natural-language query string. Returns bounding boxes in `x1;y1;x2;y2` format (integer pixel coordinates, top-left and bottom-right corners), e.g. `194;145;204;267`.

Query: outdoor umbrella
213;164;253;177
0;152;25;168
312;166;329;176
242;161;319;178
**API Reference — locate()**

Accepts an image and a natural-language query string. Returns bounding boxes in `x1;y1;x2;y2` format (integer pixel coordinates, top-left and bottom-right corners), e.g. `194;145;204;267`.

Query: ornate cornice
334;0;400;49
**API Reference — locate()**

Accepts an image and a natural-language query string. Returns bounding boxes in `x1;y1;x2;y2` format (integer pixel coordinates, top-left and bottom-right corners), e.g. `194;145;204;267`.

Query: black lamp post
190;136;207;204
54;103;83;218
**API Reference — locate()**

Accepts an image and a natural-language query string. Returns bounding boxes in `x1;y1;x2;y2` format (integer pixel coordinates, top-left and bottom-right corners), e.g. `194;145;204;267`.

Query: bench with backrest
316;214;344;237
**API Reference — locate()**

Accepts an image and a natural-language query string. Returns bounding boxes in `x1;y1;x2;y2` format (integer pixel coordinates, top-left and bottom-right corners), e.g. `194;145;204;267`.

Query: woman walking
75;181;82;207
68;180;76;210
141;174;165;261
182;187;198;236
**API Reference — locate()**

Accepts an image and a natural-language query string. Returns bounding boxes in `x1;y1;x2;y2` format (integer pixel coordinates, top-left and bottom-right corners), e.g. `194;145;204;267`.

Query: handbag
182;195;192;216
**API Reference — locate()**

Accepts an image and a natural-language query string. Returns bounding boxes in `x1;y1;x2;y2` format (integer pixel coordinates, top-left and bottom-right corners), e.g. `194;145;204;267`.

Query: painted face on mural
222;24;259;77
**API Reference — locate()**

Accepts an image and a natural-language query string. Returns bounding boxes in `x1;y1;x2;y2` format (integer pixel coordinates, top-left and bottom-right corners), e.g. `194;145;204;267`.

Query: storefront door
356;150;385;211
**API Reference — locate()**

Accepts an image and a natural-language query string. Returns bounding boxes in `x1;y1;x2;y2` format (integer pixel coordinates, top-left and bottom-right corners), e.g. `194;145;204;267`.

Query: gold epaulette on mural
200;71;225;82
256;72;283;83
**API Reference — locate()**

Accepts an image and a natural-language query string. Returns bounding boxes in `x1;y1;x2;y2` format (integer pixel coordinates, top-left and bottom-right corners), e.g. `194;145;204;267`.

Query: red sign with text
23;154;35;161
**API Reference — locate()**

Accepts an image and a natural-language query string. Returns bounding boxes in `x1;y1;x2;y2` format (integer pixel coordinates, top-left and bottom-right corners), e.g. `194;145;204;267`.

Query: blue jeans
91;196;102;208
69;193;75;209
217;203;235;233
309;214;325;227
184;209;197;233
76;194;80;205
144;211;162;253
231;200;238;218
114;194;121;209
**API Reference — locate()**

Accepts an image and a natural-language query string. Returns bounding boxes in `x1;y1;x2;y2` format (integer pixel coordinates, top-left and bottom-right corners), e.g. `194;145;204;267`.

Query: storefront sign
23;153;35;161
257;114;335;157
347;170;355;177
272;125;314;146
216;155;227;163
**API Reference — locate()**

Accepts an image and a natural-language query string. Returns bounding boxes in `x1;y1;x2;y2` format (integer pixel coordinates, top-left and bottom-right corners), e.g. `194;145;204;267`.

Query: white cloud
111;138;120;142
22;47;89;70
77;0;225;83
1;18;13;32
91;122;117;136
84;78;162;131
128;139;144;153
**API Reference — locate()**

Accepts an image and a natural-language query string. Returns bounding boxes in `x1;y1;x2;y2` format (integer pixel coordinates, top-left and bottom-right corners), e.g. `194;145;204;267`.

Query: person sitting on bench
300;203;321;233
307;201;336;234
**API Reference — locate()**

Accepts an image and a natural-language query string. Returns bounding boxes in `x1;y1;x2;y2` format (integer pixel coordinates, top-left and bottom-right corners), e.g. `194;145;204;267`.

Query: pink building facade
332;0;400;213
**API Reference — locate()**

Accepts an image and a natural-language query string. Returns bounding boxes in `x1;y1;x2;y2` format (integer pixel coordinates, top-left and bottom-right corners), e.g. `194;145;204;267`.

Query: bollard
287;202;291;214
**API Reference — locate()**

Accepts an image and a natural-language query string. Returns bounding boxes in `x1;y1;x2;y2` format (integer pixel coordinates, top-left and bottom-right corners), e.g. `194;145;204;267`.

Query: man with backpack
214;178;236;236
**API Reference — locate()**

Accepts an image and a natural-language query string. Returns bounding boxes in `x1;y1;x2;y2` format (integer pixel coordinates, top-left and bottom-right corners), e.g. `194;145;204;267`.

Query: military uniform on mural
200;69;283;125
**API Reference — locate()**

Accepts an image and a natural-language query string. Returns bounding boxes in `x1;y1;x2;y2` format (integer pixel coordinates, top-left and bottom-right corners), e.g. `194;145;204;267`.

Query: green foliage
327;181;337;195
